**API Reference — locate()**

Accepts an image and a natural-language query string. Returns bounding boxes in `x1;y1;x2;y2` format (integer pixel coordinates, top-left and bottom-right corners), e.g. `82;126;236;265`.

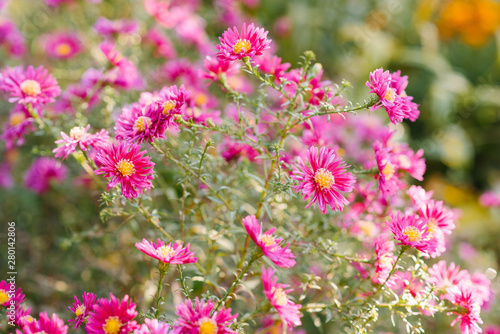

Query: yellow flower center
427;219;438;236
158;245;175;258
115;159;135;177
10;111;26;126
259;234;276;247
20;80;41;96
272;287;288;306
402;226;422;242
103;316;121;334
381;162;395;180
359;220;376;236
133;116;152;132
195;93;208;107
75;304;85;317
198;317;218;334
163;101;176;115
0;289;10;304
21;315;35;323
314;168;335;190
384;87;396;103
233;39;251;54
56;43;72;56
70;126;86;140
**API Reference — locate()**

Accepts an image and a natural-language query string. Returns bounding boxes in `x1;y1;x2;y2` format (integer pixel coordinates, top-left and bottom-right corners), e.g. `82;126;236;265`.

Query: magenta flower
419;200;455;236
85;293;138;334
0;20;26;57
202;55;241;82
68;292;98;329
134;318;171;334
99;41;125;66
216;23;271;61
261;266;302;329
24;157;68;194
366;68;413;124
254;54;290;79
15;305;35;330
428;261;470;295
53;125;109;159
23;312;68;334
386;211;437;254
157;84;191;130
94;17;138;38
43;32;82;59
135;239;197;265
144;28;177;59
172;297;238;334
407;185;434;210
1;104;35;149
95;141;154;199
115;103;158;144
1;65;60;105
448;284;483;334
242;215;295;268
292;146;356;214
479;190;500;208
373;235;395;284
373;141;405;199
0;280;25;307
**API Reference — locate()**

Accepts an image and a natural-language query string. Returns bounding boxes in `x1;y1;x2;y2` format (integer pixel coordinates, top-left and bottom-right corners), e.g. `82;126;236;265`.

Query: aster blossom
0;65;61;105
172;297;238;334
115;103;160;144
134;318;171;334
53;125;109;159
448;284;483;334
387;211;437;254
292;146;356;214
68;291;98;329
22;312;68;334
0;280;25;307
135;239;197;265
24;157;68;194
85;293;138;334
95;141;154;199
43;32;82;59
216;23;271;61
242;215;295;268
261;266;302;329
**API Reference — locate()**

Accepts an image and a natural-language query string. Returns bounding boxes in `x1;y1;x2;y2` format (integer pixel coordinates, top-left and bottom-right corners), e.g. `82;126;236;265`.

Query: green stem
177;265;191;298
154;263;169;319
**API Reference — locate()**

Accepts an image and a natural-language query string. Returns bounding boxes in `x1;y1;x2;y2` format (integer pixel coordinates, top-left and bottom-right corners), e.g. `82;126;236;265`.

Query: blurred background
1;0;500;332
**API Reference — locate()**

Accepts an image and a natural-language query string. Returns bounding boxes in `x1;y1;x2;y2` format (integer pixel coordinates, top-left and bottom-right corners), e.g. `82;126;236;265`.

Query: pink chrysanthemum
144;28;177;59
448;284;483;334
1;104;35;149
94;17;138;38
23;312;68;334
386;211;437;254
24;157;68;194
373;235;395;284
134;318;171;334
419;200;455;236
254;54;291;79
95;141;154;199
157;84;191;130
0;280;25;307
202;55;241;82
292;146;356;214
135;239;198;265
172;297;238;334
43;32;82;59
261;266;302;329
85;293;138;334
0;20;27;57
428;260;470;296
366;68;413;124
1;65;61;105
15;304;35;330
115;103;159;144
68;291;98;328
216;23;271;61
53;125;109;159
479;190;500;208
373;141;405;199
242;215;295;268
407;185;434;210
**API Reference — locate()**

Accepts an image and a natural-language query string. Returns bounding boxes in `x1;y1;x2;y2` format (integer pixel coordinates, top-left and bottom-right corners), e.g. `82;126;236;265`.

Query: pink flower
158;84;190;130
1;65;60;105
43;32;82;59
53;125;109;159
419;200;455;236
135;239;197;264
448;284;483;334
1;104;35;149
23;312;68;334
94;17;138;38
219;137;259;162
172;297;238;334
261;266;302;329
202;55;241;82
254;54;290;79
24;157;68;194
292;146;356;214
373;141;405;199
373;235;395;284
134;318;171;334
242;215;296;268
428;261;470;297
68;292;98;329
144;28;177;59
0;280;25;307
115;103;160;144
85;293;138;334
479;191;500;208
216;23;271;61
407;185;434;210
15;305;35;330
95;141;154;199
0;20;26;57
386;211;437;254
366;68;414;124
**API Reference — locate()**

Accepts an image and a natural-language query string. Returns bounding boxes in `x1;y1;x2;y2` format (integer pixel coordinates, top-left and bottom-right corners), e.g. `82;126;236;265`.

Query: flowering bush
1;1;499;334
